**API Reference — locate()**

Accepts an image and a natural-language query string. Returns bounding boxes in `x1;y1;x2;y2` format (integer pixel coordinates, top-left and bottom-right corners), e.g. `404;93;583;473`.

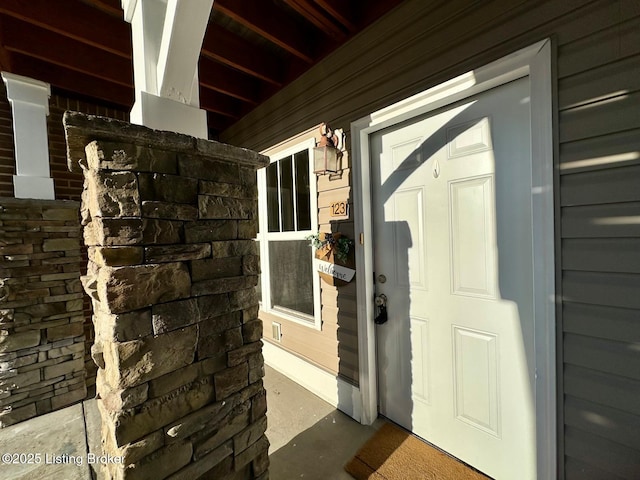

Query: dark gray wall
222;1;640;477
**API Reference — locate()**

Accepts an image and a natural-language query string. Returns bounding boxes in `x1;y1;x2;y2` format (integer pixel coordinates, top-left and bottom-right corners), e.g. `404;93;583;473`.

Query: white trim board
351;39;556;479
263;341;362;422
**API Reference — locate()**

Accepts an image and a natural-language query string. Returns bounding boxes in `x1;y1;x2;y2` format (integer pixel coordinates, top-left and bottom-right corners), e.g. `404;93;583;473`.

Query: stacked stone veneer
0;198;86;427
64;112;270;480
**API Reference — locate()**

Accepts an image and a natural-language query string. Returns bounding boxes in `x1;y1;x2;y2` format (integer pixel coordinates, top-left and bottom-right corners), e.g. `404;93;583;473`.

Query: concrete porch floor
0;365;379;479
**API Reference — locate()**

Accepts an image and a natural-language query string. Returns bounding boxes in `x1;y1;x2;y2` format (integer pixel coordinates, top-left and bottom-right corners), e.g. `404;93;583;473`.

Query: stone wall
64;112;270;480
0;198;86;427
1;82;129;397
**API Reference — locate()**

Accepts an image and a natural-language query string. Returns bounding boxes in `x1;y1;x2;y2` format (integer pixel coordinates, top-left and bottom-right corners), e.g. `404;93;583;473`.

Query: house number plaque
330;201;349;218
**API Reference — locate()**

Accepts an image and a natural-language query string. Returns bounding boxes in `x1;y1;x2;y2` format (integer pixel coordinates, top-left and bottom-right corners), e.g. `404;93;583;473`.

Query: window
257;138;320;328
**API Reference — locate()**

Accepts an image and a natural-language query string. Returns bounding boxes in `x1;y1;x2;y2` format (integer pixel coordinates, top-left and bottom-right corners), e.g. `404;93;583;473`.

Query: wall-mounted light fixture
313;123;345;175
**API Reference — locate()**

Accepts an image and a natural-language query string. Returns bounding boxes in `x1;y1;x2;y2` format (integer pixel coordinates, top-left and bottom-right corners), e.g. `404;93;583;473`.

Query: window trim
257;137;321;330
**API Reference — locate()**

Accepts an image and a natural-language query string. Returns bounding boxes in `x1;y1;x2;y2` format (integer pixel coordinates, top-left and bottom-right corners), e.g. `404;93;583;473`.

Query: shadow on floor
264;364;382;480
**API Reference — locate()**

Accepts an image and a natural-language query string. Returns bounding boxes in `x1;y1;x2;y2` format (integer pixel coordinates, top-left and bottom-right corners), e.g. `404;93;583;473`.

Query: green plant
307;232;353;263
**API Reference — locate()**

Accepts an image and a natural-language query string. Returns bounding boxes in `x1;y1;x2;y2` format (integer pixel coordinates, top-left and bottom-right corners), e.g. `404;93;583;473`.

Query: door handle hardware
374;294;388;324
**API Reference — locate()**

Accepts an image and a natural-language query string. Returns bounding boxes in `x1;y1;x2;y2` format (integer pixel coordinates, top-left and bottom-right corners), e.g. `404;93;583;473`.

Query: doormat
345;422;492;480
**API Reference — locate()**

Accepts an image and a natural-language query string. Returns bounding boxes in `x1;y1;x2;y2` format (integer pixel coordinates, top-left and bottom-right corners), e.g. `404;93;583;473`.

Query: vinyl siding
316;150;359;383
222;0;640;477
557;1;640;475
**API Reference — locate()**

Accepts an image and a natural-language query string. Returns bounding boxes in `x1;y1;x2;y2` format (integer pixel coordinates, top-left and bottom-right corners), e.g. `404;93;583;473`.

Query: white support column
122;0;213;138
1;72;54;200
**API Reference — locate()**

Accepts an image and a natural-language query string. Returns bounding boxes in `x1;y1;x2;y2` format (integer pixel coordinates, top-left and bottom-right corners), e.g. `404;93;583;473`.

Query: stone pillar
0;198;86;427
64;112;270;480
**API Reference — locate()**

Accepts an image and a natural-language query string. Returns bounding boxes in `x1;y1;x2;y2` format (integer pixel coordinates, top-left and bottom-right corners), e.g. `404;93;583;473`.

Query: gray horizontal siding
560;165;640;206
558;2;640;475
559;90;640;143
563;271;640;310
561;203;640;238
559;128;640;174
222;0;640;477
564;427;640;479
564;456;625;480
558;56;640;111
564;364;640;417
562;239;640;273
557;14;640;79
563;302;640;343
565;395;640;451
564;332;640;380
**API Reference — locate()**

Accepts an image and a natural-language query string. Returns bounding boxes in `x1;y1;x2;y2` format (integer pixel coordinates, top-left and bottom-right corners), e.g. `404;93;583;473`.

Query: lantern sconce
313;123;345;175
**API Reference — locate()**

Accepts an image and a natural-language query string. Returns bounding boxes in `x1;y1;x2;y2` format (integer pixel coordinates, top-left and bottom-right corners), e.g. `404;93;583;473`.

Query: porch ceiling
0;0;403;138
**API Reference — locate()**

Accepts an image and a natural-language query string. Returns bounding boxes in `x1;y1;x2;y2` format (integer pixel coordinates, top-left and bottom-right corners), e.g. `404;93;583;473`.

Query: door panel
410;316;431;405
450;175;496;298
393;188;427;289
453;326;499;436
372;77;536;480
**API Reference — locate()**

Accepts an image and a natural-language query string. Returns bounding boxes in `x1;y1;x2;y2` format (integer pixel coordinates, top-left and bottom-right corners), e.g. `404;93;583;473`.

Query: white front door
372;77;536;479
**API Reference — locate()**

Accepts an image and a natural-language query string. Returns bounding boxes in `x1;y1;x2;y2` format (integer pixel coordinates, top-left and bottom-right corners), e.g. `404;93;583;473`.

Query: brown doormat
345;422;492;480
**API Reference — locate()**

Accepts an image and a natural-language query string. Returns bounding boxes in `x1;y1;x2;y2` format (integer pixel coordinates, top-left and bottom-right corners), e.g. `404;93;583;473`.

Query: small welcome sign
315;258;356;283
308;232;356;287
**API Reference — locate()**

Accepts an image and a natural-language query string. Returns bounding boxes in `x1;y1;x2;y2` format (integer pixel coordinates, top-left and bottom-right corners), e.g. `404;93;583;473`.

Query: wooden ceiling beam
202;27;283;86
362;0;405;26
0;17;13;71
198;88;246;119
10;54;133;107
3;19;132;87
206;111;234;133
0;0;130;58
314;0;357;32
214;0;315;64
284;0;347;39
80;0;124;18
199;58;261;105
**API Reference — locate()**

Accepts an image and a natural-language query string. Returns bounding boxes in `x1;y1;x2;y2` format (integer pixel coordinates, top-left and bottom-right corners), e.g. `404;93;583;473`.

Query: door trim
351;39;556;479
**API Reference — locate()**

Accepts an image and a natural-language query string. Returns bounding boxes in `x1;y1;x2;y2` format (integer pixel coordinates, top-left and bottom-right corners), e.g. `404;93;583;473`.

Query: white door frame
351;39;556;479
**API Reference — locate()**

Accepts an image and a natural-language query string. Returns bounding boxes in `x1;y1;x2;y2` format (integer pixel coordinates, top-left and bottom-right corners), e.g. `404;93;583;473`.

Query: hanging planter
307;232;356;286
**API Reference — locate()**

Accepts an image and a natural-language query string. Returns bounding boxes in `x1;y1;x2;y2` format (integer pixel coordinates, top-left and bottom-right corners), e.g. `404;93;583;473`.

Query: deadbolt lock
374;294;388;325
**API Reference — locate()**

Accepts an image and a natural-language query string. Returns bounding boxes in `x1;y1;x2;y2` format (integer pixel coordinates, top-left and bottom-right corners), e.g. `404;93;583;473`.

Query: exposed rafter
315;0;356;32
80;0;124;18
284;0;347;40
10;54;132;108
198;88;244;119
214;0;316;64
202;27;283;86
0;18;13;71
2;19;132;87
0;0;130;58
199;58;261;105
